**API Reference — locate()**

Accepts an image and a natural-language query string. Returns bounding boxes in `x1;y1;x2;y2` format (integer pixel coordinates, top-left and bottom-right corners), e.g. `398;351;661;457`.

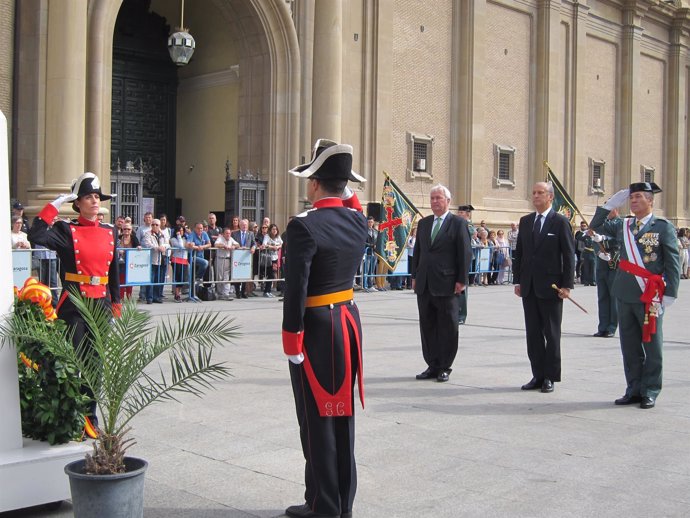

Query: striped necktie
430;218;442;243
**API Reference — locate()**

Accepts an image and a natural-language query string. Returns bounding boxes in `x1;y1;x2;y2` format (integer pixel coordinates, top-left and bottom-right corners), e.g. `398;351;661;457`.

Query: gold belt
305;289;354;308
65;273;109;285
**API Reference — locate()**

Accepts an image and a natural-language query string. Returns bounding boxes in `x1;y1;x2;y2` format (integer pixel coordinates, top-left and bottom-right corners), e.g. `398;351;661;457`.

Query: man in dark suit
412;185;472;382
231;219;255;298
513;181;575;393
282;139;367;518
590;183;680;409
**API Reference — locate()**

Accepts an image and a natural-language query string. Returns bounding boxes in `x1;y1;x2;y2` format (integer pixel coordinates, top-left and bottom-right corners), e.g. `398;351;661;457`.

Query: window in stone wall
493;144;515;187
589;158;605;194
641;165;655;184
407;132;434;181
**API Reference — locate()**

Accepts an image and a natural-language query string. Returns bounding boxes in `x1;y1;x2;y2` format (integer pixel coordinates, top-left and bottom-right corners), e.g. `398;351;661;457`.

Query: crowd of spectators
15;200;689;303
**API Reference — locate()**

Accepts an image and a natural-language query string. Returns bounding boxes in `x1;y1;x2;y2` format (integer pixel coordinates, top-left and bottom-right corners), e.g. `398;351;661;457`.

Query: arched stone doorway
86;0;300;225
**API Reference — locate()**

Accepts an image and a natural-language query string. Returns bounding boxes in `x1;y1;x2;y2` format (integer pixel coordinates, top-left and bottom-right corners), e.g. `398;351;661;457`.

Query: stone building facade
3;0;690;228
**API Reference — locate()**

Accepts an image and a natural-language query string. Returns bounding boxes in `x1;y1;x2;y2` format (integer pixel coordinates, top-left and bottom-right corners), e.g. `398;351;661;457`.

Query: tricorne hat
70;172;115;213
457;204;475;212
289;139;366;183
629;182;662;194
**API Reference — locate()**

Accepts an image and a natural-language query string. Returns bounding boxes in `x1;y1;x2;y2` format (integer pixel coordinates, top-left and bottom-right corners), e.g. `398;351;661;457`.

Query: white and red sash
620;218;664;342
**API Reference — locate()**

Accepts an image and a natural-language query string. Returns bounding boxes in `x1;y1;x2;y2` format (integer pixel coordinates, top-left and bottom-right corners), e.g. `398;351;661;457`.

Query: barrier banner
393;248;408;275
125;249;152;285
477;248;491;272
231;249;252;280
12;250;32;288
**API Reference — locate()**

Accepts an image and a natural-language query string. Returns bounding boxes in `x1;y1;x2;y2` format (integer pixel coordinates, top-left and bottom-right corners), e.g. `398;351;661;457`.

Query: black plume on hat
629;182;662;194
289;139;366;183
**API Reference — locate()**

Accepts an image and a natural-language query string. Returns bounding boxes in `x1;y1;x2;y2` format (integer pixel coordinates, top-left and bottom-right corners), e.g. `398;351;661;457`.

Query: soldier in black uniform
282;139;367;518
28;172;121;426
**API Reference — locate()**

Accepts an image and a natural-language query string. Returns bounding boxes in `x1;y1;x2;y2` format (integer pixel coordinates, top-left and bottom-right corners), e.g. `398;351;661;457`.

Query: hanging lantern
168;29;195;66
168;0;195;66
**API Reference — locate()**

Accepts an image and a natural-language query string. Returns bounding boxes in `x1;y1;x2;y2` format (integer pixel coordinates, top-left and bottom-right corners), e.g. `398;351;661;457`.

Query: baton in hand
551;284;588;314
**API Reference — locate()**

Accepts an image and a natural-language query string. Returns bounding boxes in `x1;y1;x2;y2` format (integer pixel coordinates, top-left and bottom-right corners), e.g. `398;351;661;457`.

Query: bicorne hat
70;172;115;212
289;139;366;183
629;182;662;194
457;204;475;212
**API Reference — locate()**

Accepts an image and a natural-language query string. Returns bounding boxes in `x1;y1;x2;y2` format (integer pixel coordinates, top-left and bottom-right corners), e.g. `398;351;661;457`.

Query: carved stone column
311;0;342;141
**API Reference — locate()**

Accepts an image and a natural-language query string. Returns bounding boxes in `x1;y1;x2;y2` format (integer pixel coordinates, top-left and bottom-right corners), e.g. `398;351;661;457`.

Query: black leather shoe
604;332;615;338
593;331;607;337
541;379;554;393
415;367;437;380
640;397;656;409
285;504;339;518
614;395;642;405
521;377;542;390
437;370;450;382
458;319;465;325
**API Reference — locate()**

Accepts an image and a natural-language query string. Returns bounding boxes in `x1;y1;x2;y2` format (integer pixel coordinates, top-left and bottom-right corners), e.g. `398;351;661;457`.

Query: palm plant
4;290;237;475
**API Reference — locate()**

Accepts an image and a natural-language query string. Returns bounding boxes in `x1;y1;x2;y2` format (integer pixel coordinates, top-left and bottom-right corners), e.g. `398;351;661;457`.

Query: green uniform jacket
590;207;680;303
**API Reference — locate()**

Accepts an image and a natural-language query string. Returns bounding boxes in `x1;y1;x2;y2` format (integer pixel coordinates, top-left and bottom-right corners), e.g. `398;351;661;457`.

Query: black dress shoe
521;377;543;390
541;379;554;393
415;367;437;380
640;397;656;409
593;331;607;337
604;332;615;338
285;504;339;518
437;370;450;382
458;319;465;325
614;395;642;405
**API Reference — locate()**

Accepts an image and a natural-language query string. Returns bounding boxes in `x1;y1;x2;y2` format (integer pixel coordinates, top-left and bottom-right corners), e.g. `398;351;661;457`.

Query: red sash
619;259;665;342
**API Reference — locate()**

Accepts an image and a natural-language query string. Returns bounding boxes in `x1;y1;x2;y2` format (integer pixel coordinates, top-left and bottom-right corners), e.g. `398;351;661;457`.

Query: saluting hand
603;189;629;210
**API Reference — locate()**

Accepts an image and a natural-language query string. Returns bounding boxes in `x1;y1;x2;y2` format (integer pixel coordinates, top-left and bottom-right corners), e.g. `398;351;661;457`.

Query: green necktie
431;217;442;243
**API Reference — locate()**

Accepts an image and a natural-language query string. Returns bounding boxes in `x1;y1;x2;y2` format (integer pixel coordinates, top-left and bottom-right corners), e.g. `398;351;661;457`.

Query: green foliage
2;291;238;474
7;299;88;445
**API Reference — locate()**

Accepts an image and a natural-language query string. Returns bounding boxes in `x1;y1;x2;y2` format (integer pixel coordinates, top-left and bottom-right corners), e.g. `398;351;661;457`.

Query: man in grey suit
231;219;256;298
590;182;680;409
513;181;575;393
411;184;472;382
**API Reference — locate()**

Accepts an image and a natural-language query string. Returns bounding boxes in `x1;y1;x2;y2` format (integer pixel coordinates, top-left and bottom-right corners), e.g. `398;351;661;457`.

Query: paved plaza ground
3;281;690;518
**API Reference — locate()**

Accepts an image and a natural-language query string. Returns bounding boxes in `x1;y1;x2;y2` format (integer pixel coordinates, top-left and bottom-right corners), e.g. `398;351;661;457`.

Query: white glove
591;233;604;243
342;186;354;201
50;193;78;211
598;252;611;262
663;296;676;310
603;189;629;210
287;353;304;365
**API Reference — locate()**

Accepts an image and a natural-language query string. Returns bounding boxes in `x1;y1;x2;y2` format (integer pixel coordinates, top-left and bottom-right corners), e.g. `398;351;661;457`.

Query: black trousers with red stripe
289;338;359;516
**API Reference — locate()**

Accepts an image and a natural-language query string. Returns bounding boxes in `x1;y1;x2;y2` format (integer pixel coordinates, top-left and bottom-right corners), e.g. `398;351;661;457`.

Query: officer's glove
598;252;611;262
342;186;355;201
663;296;676;310
287;353;304;365
591;233;604;243
603;189;629;210
50;193;78;211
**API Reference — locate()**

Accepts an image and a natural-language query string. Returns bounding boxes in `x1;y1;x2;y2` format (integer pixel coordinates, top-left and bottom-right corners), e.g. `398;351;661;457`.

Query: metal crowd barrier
11;247;286;299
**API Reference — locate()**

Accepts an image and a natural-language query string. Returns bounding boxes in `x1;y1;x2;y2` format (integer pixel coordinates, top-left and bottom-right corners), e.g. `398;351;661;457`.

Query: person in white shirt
215;227;239;300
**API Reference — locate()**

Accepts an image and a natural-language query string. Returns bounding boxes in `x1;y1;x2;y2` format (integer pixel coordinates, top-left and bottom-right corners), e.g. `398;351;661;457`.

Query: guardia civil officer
590;183;680;409
28;172;121;426
282;140;367;518
456;204;475;325
590;209;622;338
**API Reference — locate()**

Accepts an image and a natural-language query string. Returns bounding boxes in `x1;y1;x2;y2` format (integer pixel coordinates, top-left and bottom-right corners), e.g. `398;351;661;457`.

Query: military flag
375;174;421;271
545;162;584;225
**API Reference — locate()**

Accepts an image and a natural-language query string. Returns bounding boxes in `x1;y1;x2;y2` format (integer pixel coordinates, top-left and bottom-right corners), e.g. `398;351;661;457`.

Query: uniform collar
313;197;344;209
77;216;100;227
